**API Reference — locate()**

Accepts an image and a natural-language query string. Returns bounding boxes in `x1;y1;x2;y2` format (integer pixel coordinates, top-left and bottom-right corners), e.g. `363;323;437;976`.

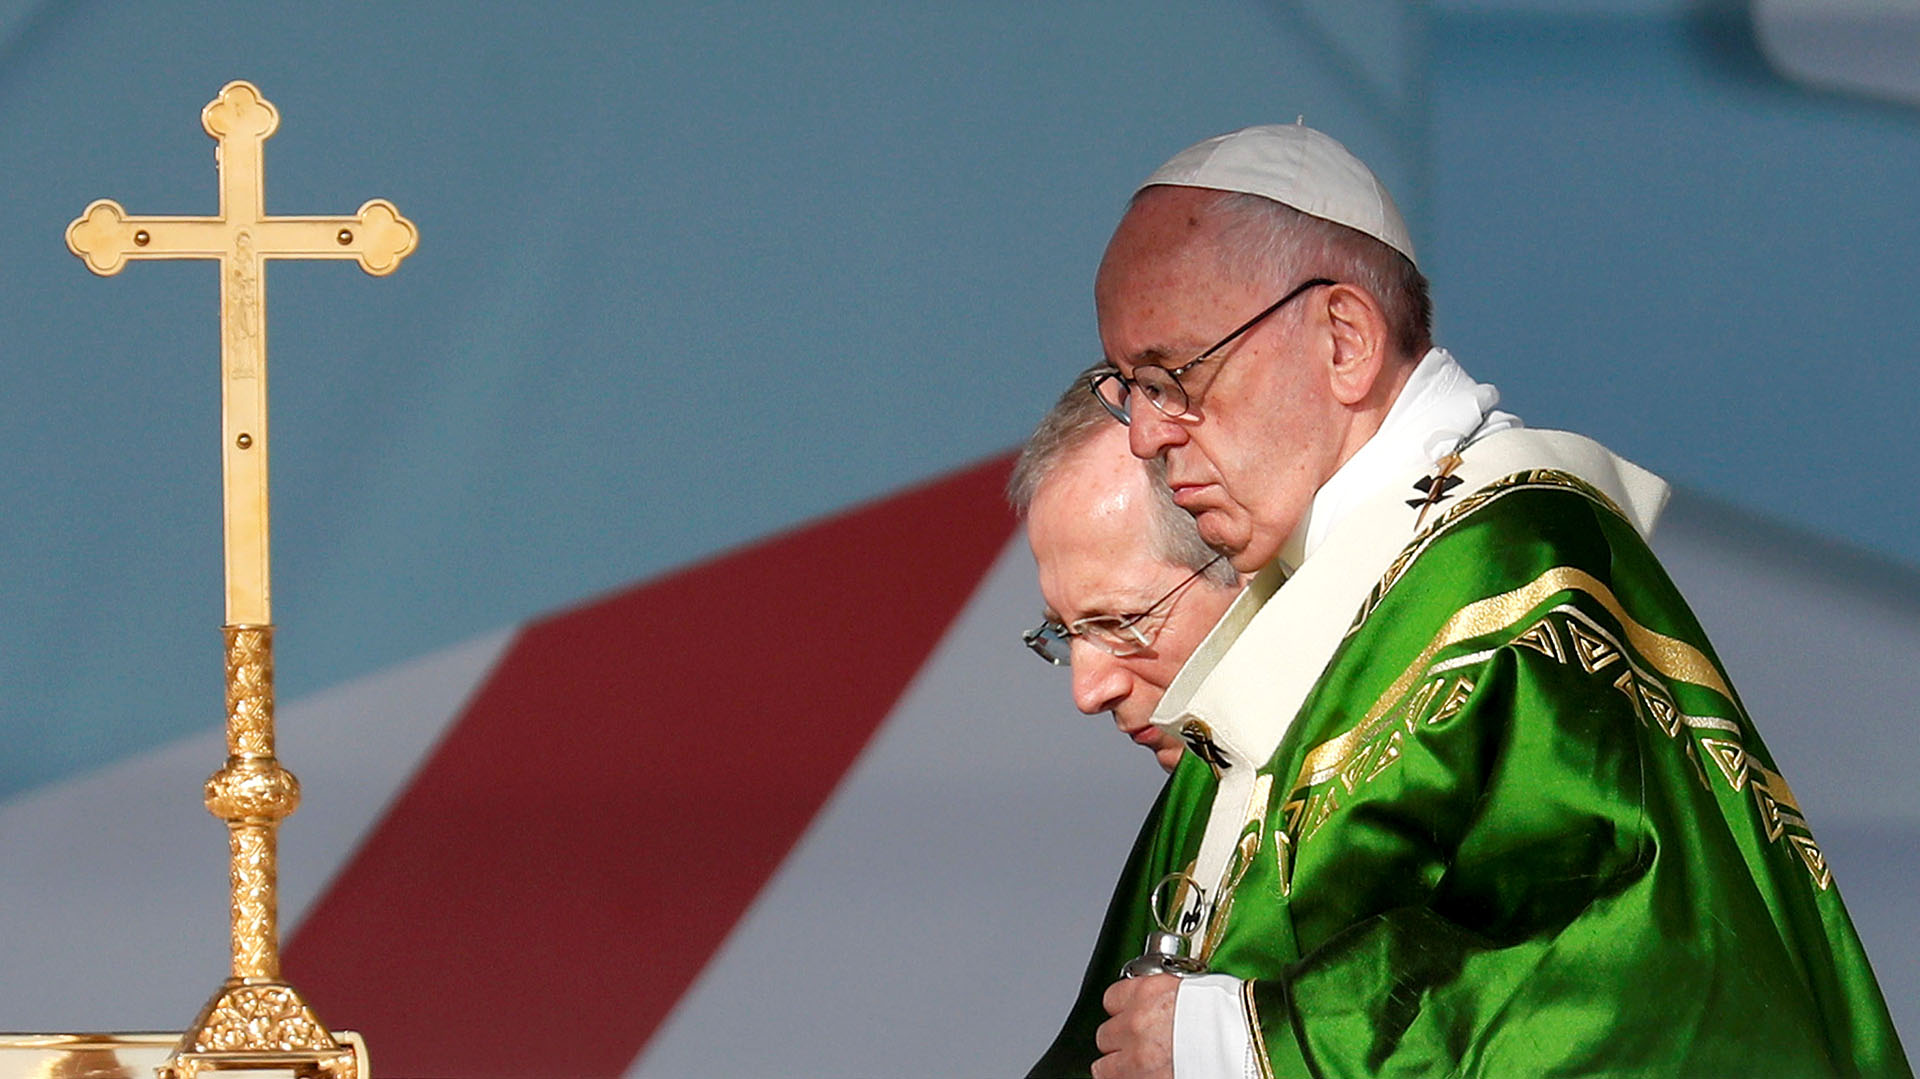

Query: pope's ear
1324;283;1392;407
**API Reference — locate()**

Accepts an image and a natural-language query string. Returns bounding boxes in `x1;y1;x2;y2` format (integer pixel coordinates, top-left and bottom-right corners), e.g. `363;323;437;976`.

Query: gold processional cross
66;81;416;1079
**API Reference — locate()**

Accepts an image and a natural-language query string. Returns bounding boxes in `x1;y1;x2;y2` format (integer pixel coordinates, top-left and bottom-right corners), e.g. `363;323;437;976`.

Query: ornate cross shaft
66;81;416;1079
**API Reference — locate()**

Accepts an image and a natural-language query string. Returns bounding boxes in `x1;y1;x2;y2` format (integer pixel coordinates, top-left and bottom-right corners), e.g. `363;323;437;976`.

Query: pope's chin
1191;512;1251;568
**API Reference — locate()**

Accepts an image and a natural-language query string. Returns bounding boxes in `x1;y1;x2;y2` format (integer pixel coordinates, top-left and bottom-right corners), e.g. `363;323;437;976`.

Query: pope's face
1096;187;1350;573
1026;427;1241;772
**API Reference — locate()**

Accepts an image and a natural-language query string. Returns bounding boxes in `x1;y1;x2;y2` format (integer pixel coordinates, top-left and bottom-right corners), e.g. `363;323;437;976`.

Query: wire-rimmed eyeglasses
1089;278;1336;425
1022;554;1228;666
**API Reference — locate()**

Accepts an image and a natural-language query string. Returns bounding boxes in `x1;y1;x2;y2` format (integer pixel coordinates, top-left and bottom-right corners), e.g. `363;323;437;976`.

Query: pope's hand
1092;973;1178;1079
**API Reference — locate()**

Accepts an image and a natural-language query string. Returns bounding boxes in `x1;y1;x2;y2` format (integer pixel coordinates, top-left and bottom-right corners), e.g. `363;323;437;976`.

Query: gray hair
1185;189;1433;362
1008;362;1238;587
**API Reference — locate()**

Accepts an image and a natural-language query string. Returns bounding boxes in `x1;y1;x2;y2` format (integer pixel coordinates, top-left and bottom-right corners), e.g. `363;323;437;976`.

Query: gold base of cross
157;979;362;1079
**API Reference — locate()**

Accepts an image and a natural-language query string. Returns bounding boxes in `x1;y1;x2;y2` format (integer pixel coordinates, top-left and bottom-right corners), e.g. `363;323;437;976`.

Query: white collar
1279;348;1521;568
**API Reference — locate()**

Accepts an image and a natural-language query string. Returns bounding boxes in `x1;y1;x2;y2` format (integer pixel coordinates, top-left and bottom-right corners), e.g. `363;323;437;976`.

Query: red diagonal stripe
284;454;1018;1077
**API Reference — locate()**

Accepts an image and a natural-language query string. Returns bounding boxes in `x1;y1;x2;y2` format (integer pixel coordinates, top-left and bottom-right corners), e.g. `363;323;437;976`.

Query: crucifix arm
66;199;415;276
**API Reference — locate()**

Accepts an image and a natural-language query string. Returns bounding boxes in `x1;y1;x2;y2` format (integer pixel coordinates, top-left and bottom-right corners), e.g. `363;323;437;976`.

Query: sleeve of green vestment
1241;640;1879;1078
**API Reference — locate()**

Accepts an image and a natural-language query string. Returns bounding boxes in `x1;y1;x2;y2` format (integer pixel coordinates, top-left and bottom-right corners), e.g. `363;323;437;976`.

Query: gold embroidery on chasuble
1241;983;1276;1079
1365;730;1404;781
1273;827;1296;899
1199;820;1266;964
1512;619;1564;663
1567;618;1622;673
1429;678;1475;726
1402;678;1445;729
1702;737;1752;791
1789;834;1834;890
1281;482;1837;893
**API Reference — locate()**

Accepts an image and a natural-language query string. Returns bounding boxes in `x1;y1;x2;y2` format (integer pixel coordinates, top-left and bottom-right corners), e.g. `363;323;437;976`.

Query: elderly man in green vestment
1027;124;1911;1079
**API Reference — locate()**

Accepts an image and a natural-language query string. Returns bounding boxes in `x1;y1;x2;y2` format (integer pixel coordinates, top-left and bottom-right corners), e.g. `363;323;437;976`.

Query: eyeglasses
1022;554;1228;666
1089;278;1336;425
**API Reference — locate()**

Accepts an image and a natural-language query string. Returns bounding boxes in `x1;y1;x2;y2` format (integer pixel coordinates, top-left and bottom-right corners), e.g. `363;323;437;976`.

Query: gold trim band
1297;566;1732;790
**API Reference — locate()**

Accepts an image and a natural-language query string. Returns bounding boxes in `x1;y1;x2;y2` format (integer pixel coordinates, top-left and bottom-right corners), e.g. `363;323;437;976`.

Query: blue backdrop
1;0;1914;804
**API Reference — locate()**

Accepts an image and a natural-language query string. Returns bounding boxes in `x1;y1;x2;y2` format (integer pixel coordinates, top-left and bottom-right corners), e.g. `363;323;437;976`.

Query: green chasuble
1030;466;1910;1078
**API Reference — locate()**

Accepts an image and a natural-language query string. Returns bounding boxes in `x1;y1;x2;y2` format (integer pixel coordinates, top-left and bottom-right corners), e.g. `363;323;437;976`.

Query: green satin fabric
1029;475;1910;1078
